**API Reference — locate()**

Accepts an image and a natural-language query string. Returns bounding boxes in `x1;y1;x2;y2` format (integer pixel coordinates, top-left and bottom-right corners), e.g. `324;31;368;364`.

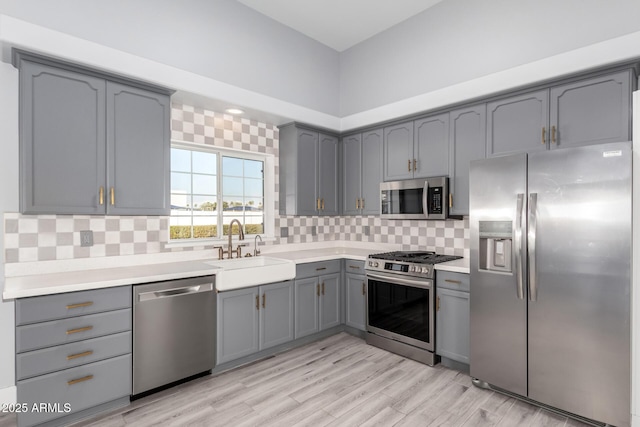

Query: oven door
366;271;434;352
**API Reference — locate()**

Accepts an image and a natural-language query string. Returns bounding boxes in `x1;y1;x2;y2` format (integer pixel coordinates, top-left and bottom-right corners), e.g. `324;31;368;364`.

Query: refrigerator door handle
528;193;538;301
515;193;525;300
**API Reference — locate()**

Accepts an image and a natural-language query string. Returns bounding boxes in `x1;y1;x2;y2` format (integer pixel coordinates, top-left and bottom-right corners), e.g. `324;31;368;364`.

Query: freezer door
469;153;528;396
527;142;631;427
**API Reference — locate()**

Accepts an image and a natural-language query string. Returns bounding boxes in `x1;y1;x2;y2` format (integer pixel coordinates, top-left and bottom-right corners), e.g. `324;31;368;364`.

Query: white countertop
2;242;469;299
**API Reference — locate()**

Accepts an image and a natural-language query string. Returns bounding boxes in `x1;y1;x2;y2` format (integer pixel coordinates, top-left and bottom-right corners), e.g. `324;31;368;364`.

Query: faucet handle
213;246;225;260
236;243;249;258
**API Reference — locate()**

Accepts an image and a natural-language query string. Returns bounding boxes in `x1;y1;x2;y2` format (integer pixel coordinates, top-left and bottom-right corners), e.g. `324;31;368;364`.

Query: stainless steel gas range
365;251;462;366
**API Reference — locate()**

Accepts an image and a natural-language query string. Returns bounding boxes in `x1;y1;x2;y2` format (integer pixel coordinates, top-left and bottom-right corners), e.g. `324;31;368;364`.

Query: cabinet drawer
344;259;365;274
16;309;131;353
16;286;131;326
17;331;131;380
436;271;470;292
17;354;131;427
296;260;341;279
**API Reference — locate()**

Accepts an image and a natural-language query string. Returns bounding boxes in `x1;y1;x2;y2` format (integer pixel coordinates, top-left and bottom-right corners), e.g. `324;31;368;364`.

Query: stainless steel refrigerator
469;141;631;427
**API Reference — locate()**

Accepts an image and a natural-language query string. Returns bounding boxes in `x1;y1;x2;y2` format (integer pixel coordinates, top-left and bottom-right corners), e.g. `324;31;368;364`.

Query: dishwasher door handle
138;283;214;302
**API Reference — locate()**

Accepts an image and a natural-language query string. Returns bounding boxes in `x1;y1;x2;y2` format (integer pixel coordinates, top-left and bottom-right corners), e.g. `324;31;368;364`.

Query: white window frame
166;140;275;247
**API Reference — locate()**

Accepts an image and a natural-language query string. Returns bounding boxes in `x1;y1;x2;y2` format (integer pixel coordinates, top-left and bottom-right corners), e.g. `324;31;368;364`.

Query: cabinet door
319;273;340;331
260;281;294;351
436;288;470;364
361;129;383;215
295;278;319;339
550;71;631;150
414;113;449;178
449;105;486;216
20;61;106;214
106;82;170;215
486;90;549;157
296;129;319;215
342;134;362;216
345;273;366;331
318;134;340;216
383;122;414;181
217;287;259;364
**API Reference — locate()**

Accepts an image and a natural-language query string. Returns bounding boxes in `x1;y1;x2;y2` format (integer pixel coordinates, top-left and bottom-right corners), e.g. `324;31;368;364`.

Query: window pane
171;148;191;173
244;159;263;179
223;157;243;177
170;194;191;210
192;151;217;174
170;215;192;240
244;178;263;198
193;174;217;196
244;197;263;211
222;197;244;212
193;195;217;211
223;177;243;197
171;172;191;194
191;215;217;238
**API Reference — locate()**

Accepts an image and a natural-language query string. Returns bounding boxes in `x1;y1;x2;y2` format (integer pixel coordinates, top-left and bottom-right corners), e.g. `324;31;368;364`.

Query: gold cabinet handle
361;198;364;209
321;282;325;296
316;198;321;211
445;279;462;284
552;125;557;144
66;326;93;335
437;296;440;311
255;295;259;310
356;198;360;210
68;375;93;386
449;193;453;208
99;187;104;205
110;187;115;205
541;127;546;145
408;159;411;172
67;350;93;361
315;267;326;271
66;301;93;310
349;265;360;270
321;198;325;210
362;282;366;296
316;284;320;296
262;293;266;309
413;159;417;171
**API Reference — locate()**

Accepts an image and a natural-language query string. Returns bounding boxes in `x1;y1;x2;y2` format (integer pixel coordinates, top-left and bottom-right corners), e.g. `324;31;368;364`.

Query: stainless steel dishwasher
132;275;216;396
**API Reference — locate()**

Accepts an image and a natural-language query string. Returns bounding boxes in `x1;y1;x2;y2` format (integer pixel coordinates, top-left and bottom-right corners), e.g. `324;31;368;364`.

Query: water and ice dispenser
478;221;513;273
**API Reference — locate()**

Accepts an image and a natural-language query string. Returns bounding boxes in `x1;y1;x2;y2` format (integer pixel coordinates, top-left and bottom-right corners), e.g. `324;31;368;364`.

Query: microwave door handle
422;181;429;216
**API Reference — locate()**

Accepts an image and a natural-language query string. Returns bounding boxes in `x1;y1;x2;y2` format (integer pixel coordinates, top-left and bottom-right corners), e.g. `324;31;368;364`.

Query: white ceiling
236;0;444;52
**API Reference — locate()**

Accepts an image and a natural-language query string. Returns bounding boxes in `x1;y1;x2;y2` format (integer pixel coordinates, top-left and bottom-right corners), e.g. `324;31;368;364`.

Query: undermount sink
204;256;296;291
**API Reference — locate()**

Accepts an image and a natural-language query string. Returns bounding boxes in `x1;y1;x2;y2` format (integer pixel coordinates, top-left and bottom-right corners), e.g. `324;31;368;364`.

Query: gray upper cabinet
486;90;549;157
342;129;383;216
449;105;486;216
16;52;171;216
550;70;632;149
413;113;449;178
19;60;107;215
279;124;339;216
106;83;170;215
383;122;414;181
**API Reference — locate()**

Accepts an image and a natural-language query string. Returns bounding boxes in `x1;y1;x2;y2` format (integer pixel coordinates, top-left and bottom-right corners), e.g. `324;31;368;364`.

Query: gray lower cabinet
550;70;632;149
342;129;383;215
436;272;470;365
449;104;486;216
15;51;171;216
345;273;366;331
15;286;132;427
279;124;340;216
217;281;294;364
294;260;341;339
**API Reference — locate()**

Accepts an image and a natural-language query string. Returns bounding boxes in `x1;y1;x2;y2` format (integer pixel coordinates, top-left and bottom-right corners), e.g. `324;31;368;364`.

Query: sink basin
204;256;296;291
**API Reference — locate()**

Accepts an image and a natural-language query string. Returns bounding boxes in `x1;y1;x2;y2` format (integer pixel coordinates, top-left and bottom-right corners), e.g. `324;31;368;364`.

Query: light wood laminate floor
1;333;593;427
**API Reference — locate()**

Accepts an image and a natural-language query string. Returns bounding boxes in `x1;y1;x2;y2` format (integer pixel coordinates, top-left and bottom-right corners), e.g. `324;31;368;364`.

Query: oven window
381;188;423;215
368;279;430;344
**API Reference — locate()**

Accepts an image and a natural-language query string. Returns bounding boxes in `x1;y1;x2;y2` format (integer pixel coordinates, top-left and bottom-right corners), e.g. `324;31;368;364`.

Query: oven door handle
366;272;432;289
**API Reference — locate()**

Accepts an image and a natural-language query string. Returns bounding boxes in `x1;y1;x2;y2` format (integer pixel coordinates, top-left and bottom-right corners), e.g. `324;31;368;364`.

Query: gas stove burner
369;251;462;264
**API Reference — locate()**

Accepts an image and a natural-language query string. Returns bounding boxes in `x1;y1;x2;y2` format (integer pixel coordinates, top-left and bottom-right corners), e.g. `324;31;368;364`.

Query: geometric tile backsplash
3;102;469;264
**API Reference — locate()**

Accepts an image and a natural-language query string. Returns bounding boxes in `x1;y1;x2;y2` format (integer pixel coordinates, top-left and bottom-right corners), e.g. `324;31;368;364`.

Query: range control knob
422;267;429;274
373;262;379;267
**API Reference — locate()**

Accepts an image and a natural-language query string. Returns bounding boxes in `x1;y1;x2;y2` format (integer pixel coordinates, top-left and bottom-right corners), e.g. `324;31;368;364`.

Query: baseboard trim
0;385;16;405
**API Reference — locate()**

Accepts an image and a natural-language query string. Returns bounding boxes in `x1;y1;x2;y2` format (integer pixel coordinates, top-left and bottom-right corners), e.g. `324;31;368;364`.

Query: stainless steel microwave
380;177;449;220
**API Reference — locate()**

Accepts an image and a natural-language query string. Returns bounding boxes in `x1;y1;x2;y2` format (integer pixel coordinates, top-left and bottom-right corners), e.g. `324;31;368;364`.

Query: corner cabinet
15;51;171;215
436;271;470;365
279;124;340;216
217;280;294;364
342;129;382;215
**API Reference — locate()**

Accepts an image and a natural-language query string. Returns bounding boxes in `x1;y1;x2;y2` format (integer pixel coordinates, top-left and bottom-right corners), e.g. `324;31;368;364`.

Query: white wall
0;0;340;116
0;60;19;402
339;0;640;116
